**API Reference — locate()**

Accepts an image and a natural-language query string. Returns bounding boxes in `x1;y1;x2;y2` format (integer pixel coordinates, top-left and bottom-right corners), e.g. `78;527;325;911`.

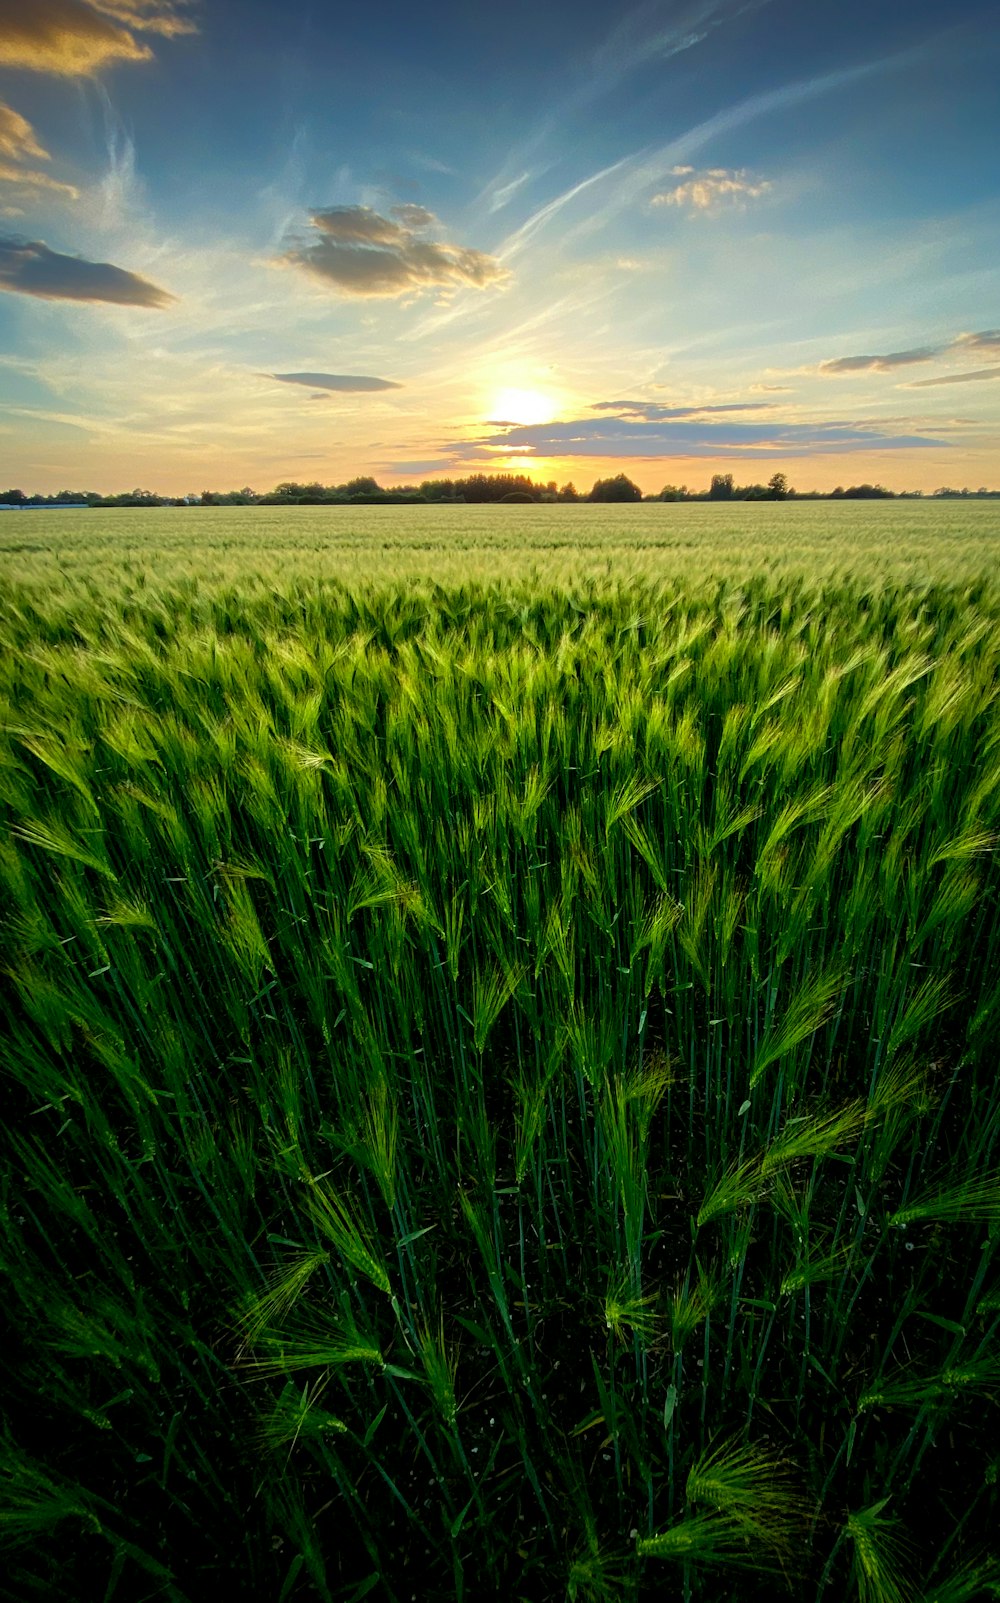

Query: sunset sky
1;0;998;495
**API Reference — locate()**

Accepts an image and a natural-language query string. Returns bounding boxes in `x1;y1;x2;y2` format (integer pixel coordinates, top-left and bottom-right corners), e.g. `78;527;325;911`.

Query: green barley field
3;502;1000;1602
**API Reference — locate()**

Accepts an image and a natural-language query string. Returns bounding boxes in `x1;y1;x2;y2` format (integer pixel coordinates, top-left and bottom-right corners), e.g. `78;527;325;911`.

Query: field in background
2;507;1000;1602
2;498;999;592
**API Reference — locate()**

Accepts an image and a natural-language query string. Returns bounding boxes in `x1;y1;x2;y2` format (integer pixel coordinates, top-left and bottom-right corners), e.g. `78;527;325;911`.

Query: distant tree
557;482;579;501
270;481;328;501
455;473;544;503
0;488;27;504
92;488;163;507
708;473;735;500
588;473;643;502
344;476;381;497
767;472;789;499
420;479;459;501
657;484;688;501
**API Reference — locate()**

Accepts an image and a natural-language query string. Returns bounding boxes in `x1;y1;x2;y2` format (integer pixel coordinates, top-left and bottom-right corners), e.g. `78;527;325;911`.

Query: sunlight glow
489;386;558;426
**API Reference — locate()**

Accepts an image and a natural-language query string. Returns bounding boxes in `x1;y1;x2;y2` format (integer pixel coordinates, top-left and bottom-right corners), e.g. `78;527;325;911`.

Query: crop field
2;502;1000;1602
3;498;1000;592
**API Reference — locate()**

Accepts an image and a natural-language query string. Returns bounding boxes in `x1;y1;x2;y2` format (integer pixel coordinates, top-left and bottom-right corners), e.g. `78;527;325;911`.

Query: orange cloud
651;165;771;211
87;0;197;38
0;104;49;163
0;0;194;77
0;102;79;198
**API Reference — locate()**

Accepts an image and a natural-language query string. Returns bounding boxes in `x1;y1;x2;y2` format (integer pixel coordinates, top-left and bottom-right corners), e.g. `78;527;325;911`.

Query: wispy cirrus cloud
820;330;1000;375
0;236;174;305
483;172;535;216
498;52;899;264
596;0;773;80
0;102;79;199
269;372;402;393
0;0;195;77
475;0;773;218
651;165;771;211
279;205;508;299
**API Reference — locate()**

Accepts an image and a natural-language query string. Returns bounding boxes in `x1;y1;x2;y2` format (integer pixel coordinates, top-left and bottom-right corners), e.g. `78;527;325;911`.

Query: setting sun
489;386;558;426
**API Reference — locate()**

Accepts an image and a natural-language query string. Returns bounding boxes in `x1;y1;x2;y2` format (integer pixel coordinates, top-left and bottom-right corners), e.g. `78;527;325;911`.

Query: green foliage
639;1438;810;1575
845;1500;913;1603
2;503;1000;1598
588;472;643;501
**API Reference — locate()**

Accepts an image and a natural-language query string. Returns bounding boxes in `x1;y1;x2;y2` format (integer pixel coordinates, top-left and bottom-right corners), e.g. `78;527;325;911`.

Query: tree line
2;472;998;508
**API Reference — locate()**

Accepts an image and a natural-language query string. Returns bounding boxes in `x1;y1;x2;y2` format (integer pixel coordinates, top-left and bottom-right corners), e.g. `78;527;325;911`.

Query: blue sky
0;0;998;493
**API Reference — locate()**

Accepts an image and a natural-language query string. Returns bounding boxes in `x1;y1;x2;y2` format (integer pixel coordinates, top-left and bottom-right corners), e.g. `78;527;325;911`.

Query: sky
0;0;999;496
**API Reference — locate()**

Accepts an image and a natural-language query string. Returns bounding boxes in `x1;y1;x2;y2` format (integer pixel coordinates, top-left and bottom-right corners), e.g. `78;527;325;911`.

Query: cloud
0;101;80;198
589;399;777;420
473;0;771;218
597;0;773;79
952;330;1000;357
86;0;196;37
0;0;194;77
907;368;1000;388
0;104;48;164
820;331;1000;376
0;161;78;198
497;154;634;261
484;172;534;215
381;459;459;477
269;371;402;393
651;165;771;211
0;236;174;305
497;52;903;263
389;203;436;230
820;347;940;374
280;205;508;299
464;408;943;459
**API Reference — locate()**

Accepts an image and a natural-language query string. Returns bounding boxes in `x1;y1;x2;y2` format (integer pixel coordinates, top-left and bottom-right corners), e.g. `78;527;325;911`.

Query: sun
489;386;557;426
